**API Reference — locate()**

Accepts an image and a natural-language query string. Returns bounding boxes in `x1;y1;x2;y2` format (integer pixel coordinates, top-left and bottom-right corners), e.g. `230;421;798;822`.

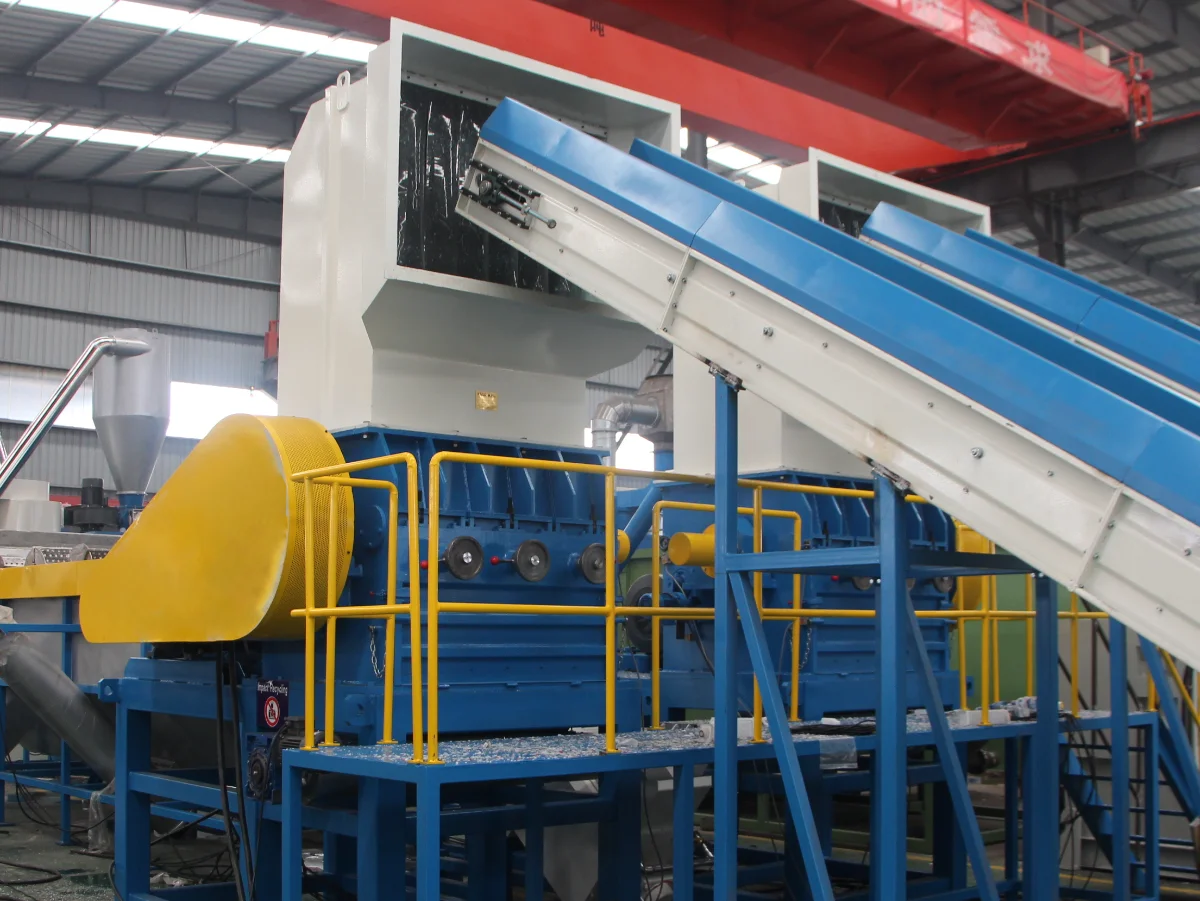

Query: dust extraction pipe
590;397;660;452
0;623;116;782
0;335;149;498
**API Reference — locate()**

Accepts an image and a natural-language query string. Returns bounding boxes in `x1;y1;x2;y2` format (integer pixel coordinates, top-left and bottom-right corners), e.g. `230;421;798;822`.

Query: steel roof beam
0;75;301;144
1086;0;1200;55
1070;227;1200;301
936;116;1200;230
90;0;224;83
1092;204;1200;233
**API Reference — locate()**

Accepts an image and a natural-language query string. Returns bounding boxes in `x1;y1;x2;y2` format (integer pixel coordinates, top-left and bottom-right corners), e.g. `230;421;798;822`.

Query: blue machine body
628;474;960;720
258;426;644;743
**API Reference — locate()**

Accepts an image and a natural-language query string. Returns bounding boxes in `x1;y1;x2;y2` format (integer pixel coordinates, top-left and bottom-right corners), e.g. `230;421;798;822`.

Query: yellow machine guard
79;414;353;643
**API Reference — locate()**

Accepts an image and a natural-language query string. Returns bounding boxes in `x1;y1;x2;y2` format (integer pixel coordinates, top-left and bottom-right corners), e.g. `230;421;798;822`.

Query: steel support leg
1144;717;1160;901
524;780;544;901
673;766;694;901
902;583;999;900
597;770;641;901
281;758;303;901
115;705;151;901
712;375;740;900
467;829;507;901
1109;619;1131;901
871;474;907;901
729;573;834;901
359;777;407;901
931;753;966;892
416;776;441;901
1140;636;1200;818
1003;739;1020;901
1028;576;1060;900
59;597;73;846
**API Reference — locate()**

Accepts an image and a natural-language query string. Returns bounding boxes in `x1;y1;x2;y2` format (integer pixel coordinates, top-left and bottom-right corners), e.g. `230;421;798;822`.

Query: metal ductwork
0;334;151;500
0;612;116;783
92;328;171;499
590;397;661;452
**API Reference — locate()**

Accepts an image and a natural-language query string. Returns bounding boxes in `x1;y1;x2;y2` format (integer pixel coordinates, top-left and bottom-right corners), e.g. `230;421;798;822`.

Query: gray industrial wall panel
0;206;281;282
0;245;276;336
0;421;197;494
0;304;265;388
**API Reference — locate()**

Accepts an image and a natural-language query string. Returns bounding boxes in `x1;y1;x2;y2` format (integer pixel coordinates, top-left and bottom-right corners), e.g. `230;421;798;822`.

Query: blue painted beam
1140;636;1200;819
712;376;741;901
1109;619;1131;901
871;475;908;901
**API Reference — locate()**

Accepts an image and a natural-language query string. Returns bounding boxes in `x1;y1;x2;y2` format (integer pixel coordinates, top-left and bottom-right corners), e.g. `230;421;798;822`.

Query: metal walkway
457;98;1200;672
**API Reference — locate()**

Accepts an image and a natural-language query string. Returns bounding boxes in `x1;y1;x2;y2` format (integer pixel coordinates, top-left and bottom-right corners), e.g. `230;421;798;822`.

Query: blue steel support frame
58;597;73;845
714;374;834;901
712;375;741;901
1109;619;1131;901
1029;576;1061;900
115;704;152;901
673;766;695;901
1144;717;1160;901
872;475;908;900
1140;636;1200;820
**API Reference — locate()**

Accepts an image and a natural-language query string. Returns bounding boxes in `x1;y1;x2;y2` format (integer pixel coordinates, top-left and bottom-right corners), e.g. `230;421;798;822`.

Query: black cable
226;645;256;899
0;860;61;887
214;651;248;901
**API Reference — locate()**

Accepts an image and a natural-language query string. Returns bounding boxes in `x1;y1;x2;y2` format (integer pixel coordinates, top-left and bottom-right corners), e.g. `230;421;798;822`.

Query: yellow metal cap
80;414;353;643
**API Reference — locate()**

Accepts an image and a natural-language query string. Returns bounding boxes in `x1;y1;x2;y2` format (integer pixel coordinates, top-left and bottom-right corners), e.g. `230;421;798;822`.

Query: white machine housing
674;149;992;476
279;19;679;444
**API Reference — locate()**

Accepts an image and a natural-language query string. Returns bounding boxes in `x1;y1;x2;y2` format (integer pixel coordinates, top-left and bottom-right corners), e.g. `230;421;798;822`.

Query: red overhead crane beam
529;0;1145;148
264;0;1003;170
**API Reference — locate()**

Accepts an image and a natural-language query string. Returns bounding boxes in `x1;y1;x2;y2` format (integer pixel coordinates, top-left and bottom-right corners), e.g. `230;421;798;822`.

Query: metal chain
368;626;383;679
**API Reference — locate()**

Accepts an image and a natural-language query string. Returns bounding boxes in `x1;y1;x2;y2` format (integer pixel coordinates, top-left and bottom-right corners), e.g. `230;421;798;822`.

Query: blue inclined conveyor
458;99;1200;669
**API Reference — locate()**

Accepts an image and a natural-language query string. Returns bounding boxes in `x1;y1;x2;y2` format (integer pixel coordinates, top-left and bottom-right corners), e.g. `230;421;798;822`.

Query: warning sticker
256;680;289;731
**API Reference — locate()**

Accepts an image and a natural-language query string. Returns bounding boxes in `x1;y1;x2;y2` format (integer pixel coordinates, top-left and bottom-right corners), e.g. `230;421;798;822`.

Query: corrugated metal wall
0;422;197;494
0;203;278;491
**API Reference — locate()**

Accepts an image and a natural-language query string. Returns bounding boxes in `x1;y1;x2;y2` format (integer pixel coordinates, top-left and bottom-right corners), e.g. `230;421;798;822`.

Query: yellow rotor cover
80;414;353;643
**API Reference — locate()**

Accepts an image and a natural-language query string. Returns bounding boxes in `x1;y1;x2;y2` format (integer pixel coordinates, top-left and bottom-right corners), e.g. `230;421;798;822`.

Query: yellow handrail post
379;483;399;745
321;486;340;747
790;518;802;723
1070;592;1080;717
404;458;424;764
651;502;663;730
1162;651;1200;727
980;575;991;726
302;479;317;751
426;459;443;764
989;550;1000;705
752;487;765;744
956;539;967;711
1024;574;1034;698
604;472;618;754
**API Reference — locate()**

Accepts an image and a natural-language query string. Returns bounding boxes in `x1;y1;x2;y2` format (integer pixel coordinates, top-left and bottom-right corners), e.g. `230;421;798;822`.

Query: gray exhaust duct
0;613;116;783
590;397;661;453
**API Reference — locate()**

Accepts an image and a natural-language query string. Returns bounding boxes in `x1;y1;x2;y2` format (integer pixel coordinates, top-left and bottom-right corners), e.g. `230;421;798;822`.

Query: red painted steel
259;0;997;170
529;0;1143;148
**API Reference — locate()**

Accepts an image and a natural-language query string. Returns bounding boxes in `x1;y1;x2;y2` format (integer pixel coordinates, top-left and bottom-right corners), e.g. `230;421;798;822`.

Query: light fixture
90;128;155;147
316;37;375;62
18;0;112;15
179;13;262;41
100;0;188;29
147;135;215;154
707;144;762;170
46;123;98;141
680;127;689;150
747;163;783;184
249;24;329;54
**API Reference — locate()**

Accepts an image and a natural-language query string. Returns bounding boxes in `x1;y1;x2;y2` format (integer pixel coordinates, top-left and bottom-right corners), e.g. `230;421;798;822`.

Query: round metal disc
445;536;484;580
623;573;661;654
933;575;956;594
514;540;550;582
851;575;874;592
579;542;606;584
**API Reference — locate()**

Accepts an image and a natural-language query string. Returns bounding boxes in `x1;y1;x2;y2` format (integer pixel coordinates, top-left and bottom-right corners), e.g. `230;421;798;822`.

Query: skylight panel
90;128;155;148
316;37;375;62
46;124;98;141
19;0;112;15
747;163;782;184
207;142;268;160
100;0;188;29
707;144;762;170
249;25;329;54
179;13;261;41
147;135;214;154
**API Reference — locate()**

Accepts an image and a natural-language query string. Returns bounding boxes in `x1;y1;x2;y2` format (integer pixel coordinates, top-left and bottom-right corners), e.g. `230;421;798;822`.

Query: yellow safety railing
648;496;803;733
289;454;422;760
296;450;1127;763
